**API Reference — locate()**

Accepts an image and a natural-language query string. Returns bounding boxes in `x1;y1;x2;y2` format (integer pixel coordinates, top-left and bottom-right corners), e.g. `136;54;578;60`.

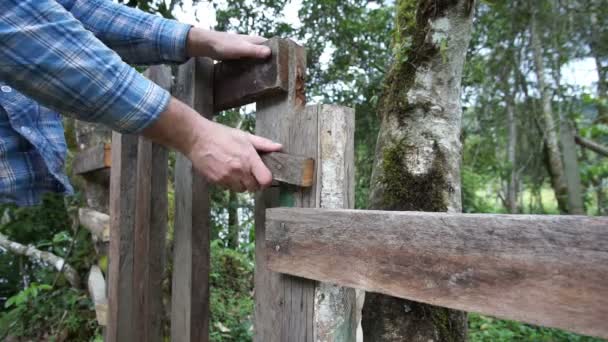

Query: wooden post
171;57;213;342
107;131;138;342
133;65;171;341
107;65;171;341
254;39;357;341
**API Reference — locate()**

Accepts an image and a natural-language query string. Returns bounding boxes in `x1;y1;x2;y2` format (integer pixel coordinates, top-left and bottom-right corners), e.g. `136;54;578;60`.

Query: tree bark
506;93;519;213
0;233;80;288
227;191;239;249
361;0;475;340
530;10;570;214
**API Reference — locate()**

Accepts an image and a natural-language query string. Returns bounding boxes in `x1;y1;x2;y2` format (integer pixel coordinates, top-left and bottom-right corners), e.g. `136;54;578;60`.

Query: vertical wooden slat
254;39;358;341
107;130;138;342
133;65;171;342
254;38;311;342
313;104;358;342
171;57;213;342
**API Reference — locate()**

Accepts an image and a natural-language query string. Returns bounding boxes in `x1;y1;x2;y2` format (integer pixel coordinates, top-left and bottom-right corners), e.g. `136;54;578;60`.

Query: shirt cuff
98;65;171;134
155;19;192;63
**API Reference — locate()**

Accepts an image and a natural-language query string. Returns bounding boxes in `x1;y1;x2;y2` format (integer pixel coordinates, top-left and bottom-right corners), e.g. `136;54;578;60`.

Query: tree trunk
530;10;569;214
361;0;475;340
506;95;519;213
227;191;239;249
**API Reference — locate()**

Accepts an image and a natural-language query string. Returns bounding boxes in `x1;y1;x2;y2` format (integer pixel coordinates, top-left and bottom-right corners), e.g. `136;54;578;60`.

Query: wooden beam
132;65;170;342
171;58;213;342
261;152;314;187
254;38;312;342
88;265;108;326
78;208;109;242
107;130;138;342
254;39;358;341
213;38;288;112
266;208;608;339
72;143;111;175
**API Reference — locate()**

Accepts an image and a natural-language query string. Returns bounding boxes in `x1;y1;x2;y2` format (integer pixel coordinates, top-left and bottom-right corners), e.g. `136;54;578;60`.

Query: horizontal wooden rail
73;143;111;175
72;144;313;187
213;37;288;112
266;208;608;339
261;152;314;187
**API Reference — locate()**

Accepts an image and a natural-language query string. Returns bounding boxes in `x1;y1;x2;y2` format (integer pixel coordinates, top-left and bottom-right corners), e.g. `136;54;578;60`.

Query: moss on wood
378;138;449;212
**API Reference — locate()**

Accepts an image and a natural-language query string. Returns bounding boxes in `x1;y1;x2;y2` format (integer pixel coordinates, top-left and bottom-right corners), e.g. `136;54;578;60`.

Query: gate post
254;39;357;341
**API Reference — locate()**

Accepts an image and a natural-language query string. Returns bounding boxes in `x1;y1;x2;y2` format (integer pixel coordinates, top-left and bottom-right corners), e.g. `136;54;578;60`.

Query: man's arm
56;0;271;65
0;0;280;191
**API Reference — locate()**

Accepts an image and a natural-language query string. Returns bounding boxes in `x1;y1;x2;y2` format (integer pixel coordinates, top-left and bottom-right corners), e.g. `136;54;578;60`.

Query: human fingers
250;154;273;188
248;133;282;152
240;34;268;44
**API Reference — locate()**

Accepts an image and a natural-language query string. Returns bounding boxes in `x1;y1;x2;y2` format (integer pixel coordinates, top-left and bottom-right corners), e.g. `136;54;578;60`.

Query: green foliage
468;313;604;342
0;283;99;341
209;240;254;341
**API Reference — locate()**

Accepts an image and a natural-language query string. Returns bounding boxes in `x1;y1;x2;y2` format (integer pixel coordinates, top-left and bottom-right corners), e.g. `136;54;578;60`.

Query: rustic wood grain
72;143;111;175
132;65;171;342
266;208;608;339
213;38;289;112
88;265;108;326
78;208;109;242
107;131;138;342
312;105;358;342
261;152;314;187
254;39;314;342
171;58;213;342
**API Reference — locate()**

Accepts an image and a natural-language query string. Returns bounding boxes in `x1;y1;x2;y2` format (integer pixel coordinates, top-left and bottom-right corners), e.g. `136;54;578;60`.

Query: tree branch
0;233;80;288
575;135;608;157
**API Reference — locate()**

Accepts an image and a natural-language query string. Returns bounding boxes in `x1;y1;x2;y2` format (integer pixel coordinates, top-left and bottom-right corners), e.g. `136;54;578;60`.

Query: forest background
0;0;606;340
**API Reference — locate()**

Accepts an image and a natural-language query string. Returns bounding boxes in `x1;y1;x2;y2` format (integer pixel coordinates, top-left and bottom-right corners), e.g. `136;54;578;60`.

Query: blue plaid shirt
0;0;191;206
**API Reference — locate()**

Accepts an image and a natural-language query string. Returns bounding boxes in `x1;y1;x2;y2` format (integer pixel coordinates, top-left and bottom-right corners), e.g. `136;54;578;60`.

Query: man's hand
186;28;271;60
142;98;282;192
187;119;281;192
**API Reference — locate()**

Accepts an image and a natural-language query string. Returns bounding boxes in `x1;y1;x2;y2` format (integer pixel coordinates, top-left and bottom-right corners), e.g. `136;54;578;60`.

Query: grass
469;313;605;342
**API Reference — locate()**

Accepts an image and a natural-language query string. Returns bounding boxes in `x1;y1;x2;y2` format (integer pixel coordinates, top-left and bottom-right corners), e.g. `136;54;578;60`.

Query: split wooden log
78;208;109;242
266;208;608;339
261;152;314;187
213;38;288;112
72;144;111;175
0;232;80;288
88;265;108;326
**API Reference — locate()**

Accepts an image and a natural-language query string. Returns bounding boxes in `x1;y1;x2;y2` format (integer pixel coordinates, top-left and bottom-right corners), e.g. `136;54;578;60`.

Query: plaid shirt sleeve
57;0;192;65
0;0;187;134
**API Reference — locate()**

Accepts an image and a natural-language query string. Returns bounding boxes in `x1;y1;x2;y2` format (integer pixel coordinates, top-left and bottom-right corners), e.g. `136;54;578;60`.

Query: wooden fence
73;38;608;341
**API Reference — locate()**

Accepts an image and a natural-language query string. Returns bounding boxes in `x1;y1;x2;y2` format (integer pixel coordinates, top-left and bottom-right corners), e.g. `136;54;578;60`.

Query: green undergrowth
469;313;605;342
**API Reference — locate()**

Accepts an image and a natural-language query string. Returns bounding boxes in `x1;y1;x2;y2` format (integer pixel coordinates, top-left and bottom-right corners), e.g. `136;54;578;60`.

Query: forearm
141;97;204;157
57;0;191;65
0;0;168;134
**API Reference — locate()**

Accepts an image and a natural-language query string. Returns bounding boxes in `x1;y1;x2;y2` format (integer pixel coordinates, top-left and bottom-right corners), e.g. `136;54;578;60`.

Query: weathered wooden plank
266;208;608;339
132;65;170;342
72;143;111;175
79;208;109;242
171;57;213;342
254;40;358;341
107;131;138;342
254;38;313;342
88;265;108;326
261;152;314;187
213;38;288;112
312;105;358;342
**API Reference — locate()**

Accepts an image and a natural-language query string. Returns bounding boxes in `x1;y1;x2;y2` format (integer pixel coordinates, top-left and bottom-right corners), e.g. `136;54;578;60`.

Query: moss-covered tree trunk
361;0;474;340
